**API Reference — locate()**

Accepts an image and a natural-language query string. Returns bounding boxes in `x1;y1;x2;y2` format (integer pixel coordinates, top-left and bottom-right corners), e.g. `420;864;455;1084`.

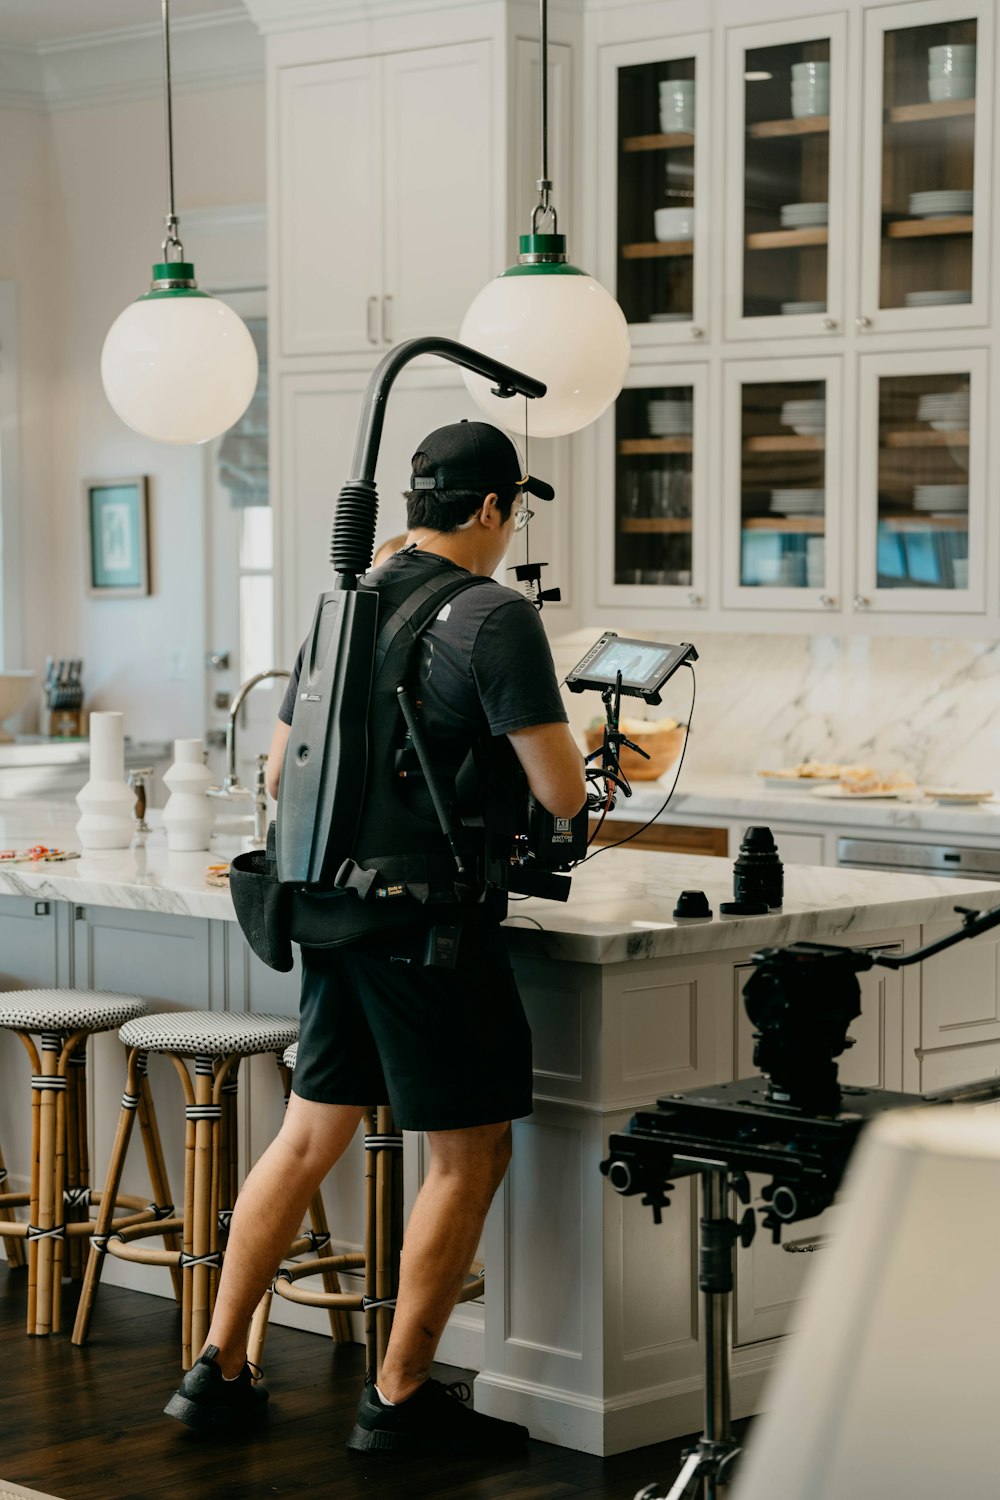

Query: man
166;421;586;1457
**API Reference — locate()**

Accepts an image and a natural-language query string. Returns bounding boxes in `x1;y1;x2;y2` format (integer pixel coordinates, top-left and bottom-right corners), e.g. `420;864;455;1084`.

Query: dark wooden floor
0;1266;749;1500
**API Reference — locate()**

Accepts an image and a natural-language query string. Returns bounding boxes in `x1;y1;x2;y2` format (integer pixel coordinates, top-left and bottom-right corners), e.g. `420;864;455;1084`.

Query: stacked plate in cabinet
908;190;973;219
905;289;972;308
779;201;828;228
916;391;970;431
769;489;825;515
780;399;825;435
647;399;692;436
912;484;969;513
780;300;827;316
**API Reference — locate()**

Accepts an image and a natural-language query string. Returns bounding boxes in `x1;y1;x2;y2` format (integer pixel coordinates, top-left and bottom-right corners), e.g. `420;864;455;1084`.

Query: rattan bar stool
73;1010;304;1368
0;989;175;1336
247;1042;484;1383
0;1135;26;1269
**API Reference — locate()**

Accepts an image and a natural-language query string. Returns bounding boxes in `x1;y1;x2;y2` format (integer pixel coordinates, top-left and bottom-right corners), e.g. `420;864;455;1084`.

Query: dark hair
404;451;518;532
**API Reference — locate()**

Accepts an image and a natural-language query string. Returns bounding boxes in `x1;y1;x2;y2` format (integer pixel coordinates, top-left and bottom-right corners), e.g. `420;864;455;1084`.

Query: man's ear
479;491;502;530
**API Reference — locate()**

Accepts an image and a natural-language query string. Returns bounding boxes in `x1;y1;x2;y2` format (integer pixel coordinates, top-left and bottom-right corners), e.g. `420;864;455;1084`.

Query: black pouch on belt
229;821;294;972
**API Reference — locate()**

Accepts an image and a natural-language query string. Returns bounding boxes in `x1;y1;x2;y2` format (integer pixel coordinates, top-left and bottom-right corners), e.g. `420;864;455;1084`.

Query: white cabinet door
277;58;383;357
854;348;986;615
722;356;843;614
858;0;992;337
382;43;496;345
724;12;848;344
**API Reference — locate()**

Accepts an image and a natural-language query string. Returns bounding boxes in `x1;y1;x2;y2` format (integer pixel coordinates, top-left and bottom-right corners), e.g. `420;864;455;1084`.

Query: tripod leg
660;1449;706;1500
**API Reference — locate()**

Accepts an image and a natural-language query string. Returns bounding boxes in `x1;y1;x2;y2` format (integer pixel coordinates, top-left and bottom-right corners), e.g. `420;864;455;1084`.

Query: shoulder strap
371;566;490;680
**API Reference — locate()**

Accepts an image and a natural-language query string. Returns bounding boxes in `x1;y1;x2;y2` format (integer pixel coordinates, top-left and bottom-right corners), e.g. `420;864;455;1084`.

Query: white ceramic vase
76;711;134;850
162;738;216;852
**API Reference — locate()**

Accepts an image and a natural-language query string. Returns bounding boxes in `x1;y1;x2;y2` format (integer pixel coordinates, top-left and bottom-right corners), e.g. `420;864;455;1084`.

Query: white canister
76;711;134;850
162;738;216;852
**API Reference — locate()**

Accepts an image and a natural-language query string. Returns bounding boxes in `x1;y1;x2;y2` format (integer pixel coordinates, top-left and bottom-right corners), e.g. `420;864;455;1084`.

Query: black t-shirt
279;549;568;752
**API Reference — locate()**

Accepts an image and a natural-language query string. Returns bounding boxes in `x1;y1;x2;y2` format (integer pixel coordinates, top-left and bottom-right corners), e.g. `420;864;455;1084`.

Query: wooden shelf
886;216;973;240
746;226;828;251
744;434;824;453
748;115;830;139
743;517;826;533
623;132;695;152
619;438;693;455
888;99;975;125
882;430;969;449
622;240;694;259
620;518;693;534
880;513;968;531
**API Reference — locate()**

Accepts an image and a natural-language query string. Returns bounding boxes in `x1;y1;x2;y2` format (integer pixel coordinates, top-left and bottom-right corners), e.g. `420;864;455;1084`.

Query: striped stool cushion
283;1042;298;1071
120;1011;299;1058
0;990;147;1032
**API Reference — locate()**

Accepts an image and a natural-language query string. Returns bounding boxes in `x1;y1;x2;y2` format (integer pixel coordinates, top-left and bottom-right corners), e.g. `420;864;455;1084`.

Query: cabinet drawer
921;918;1000;1050
589;820;728;856
769;828;826;866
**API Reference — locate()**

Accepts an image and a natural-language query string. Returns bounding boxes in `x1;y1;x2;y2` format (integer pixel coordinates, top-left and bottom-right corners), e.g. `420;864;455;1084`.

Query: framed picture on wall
83;477;150;597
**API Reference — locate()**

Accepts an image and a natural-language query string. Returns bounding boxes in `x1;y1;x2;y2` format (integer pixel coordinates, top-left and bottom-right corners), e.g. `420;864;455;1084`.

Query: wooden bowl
584;723;686;780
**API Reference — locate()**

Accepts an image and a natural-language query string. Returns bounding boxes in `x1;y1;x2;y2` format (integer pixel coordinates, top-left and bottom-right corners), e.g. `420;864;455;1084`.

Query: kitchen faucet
210;668;291;799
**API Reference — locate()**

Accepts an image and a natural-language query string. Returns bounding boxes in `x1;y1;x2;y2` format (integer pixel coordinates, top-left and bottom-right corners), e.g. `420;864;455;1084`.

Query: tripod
636;1164;751;1500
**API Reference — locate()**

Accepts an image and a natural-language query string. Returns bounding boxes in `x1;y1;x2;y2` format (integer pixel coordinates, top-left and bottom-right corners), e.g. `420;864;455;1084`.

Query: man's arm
507;722;587;821
266;719;291;800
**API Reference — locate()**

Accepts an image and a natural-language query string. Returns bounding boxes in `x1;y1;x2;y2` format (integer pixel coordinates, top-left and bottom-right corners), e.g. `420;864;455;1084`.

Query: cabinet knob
819;593;837;608
686;590;702;606
853;594;870;609
366;295;379;346
822;317;837;331
689;325;704;339
856;315;872;331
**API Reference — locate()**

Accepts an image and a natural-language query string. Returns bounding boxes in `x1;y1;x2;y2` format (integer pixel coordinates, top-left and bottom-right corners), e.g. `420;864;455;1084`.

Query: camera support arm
783;897;1000;972
332;338;547;590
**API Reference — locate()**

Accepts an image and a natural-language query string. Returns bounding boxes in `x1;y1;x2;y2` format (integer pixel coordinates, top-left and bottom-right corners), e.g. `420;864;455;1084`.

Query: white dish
654;207;695;241
811;786;921;801
757;775;839;791
922;788;994;804
791;61;830;79
649;312;689;322
907;290;973;306
929;77;975;101
780;301;827;315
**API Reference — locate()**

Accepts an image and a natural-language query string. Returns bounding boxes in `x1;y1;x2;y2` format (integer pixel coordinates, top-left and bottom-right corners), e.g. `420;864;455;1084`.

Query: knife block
41;705;85;738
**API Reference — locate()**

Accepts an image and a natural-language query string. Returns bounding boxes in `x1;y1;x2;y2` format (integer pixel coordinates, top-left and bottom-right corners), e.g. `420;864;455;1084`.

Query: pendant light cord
160;0;185;262
531;0;556;234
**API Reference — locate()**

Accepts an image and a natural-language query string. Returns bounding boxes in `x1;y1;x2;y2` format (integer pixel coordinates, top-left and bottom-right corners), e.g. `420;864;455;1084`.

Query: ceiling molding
244;0;577;35
0;11;263;114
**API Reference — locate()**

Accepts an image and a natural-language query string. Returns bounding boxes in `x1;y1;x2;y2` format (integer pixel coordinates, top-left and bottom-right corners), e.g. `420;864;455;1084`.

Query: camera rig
601;900;1000;1500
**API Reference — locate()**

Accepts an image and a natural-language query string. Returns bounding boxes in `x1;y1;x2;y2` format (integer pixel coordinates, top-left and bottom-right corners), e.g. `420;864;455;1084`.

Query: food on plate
756;760;842;780
838;765;916;795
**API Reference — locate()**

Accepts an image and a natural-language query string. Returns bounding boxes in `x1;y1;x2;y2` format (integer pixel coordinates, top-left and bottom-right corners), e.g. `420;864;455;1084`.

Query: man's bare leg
203;1094;367;1376
376;1121;512;1402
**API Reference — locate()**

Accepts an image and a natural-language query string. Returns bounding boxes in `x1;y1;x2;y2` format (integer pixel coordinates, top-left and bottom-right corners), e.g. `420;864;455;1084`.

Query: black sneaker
164;1344;269;1433
346;1378;529;1457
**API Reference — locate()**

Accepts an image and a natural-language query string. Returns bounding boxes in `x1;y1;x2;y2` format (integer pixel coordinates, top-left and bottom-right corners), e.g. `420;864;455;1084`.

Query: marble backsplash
550;628;1000;789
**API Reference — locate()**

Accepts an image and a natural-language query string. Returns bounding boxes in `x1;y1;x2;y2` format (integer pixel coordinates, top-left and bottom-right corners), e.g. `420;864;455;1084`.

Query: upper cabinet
597;33;711;348
276;41;496;358
725;14;847;343
859;0;993;335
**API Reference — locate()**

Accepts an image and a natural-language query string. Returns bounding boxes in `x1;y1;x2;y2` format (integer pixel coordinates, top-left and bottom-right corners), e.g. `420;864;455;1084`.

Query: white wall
37;81;266;741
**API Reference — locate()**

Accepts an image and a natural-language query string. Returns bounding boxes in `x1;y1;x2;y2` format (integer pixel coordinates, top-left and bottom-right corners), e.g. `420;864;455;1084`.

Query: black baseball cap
409;420;554;501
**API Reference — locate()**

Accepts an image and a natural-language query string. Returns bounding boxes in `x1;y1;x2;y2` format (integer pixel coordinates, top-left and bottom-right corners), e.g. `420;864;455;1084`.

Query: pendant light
100;0;258;446
459;0;630;439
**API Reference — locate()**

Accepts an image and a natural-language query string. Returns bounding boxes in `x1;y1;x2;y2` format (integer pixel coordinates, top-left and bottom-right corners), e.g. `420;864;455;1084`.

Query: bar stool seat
0;989;164;1336
73;1009;303;1368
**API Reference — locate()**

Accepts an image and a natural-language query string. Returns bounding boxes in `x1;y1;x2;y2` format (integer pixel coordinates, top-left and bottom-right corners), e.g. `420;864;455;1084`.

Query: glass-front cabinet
856;351;986;613
860;0;992;332
597;34;710;346
598;365;708;609
725;15;846;341
723;359;842;612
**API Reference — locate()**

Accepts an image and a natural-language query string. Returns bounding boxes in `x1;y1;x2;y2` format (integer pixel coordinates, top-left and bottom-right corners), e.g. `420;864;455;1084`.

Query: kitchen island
1;797;999;1453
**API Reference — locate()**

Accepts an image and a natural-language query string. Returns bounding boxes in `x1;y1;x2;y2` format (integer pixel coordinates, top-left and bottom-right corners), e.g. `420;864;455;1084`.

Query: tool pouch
229;822;294;972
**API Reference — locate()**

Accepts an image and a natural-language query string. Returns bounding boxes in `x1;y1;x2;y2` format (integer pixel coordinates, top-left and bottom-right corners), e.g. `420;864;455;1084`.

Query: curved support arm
349;337;547;484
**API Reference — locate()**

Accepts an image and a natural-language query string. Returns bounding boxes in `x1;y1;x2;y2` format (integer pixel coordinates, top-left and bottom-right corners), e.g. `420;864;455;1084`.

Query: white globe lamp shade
101;261;259;446
459;236;630;439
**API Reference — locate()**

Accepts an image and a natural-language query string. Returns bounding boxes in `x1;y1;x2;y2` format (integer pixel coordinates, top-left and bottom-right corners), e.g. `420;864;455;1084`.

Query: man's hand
507;722;586;820
266;720;291;800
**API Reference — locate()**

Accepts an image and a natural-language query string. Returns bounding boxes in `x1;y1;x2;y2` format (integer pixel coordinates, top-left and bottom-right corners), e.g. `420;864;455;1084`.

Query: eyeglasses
512;505;534;533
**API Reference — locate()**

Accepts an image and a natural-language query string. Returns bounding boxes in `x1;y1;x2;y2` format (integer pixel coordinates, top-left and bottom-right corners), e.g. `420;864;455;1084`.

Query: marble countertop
616;773;1000;839
0;798;996;966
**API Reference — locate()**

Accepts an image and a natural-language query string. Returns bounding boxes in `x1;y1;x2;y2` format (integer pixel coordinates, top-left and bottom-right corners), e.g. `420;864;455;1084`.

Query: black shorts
293;920;533;1132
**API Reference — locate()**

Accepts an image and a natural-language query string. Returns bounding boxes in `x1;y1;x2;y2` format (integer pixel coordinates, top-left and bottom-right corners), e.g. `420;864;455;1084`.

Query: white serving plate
810;785;921;801
757;774;839;791
922;788;995;804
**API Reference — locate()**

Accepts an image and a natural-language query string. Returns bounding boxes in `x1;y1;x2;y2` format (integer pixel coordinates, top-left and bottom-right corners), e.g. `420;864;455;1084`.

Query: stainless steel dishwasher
838;837;1000;882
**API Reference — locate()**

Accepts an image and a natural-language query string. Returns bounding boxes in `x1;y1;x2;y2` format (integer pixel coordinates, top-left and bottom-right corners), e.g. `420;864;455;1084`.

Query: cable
577;664;696;866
